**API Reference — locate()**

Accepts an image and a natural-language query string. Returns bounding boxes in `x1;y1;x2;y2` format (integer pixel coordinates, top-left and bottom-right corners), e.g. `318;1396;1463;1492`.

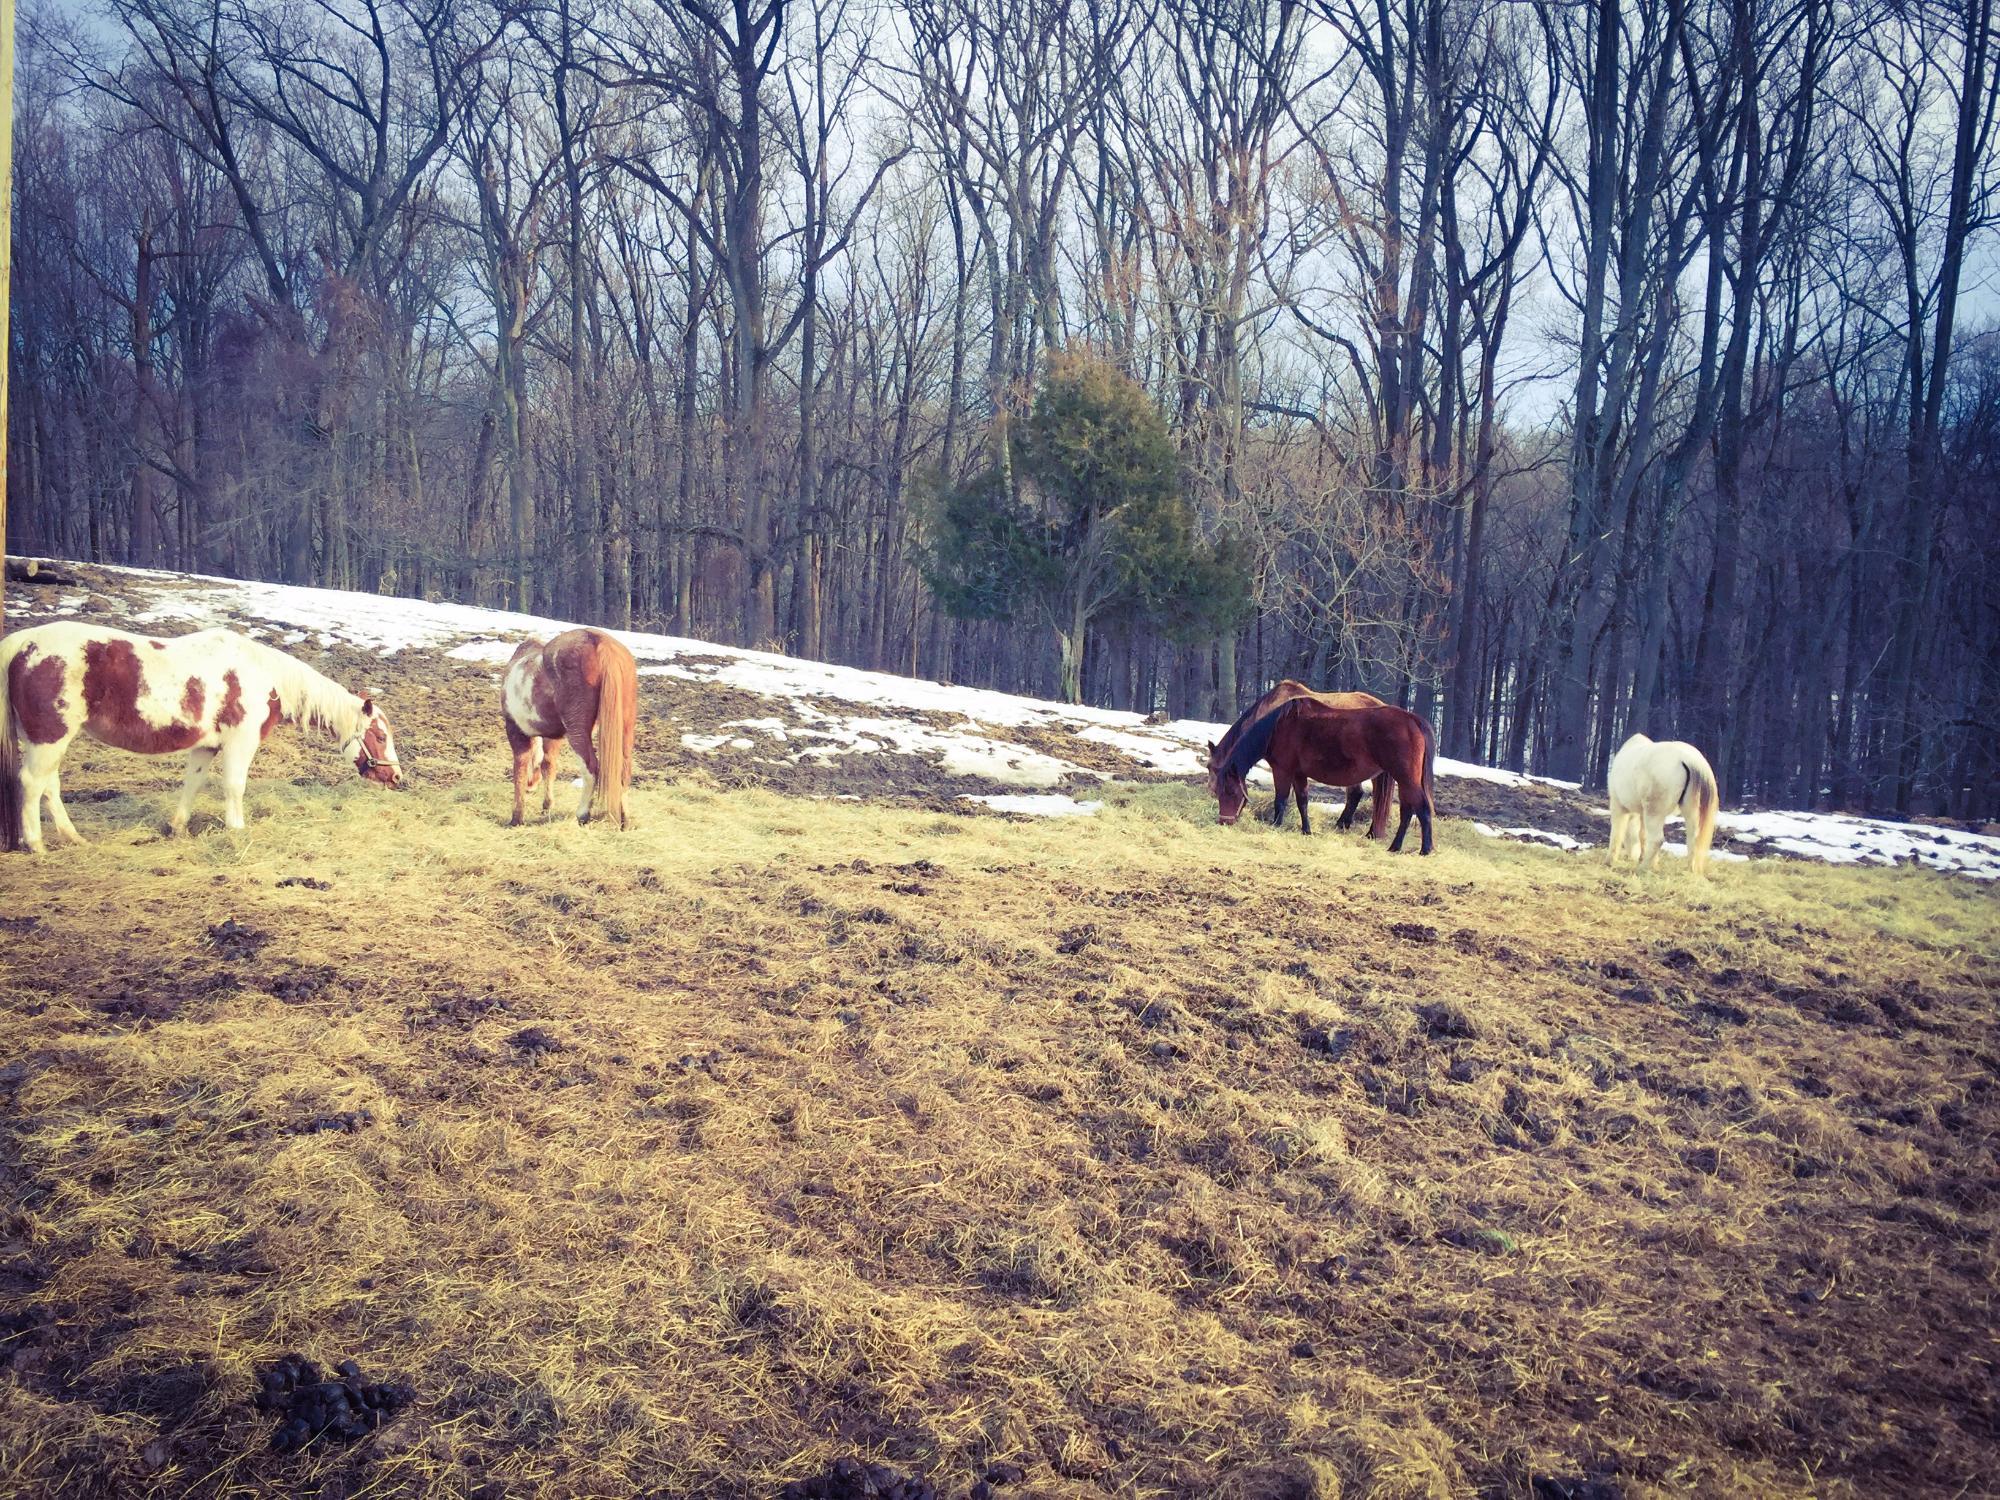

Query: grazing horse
1607;734;1719;876
1207;681;1394;834
1213;699;1436;854
0;621;402;853
501;629;636;828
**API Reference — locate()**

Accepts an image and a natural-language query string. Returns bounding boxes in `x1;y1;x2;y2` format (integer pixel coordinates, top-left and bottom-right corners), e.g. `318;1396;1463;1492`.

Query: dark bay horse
1213;698;1436;854
501;629;637;828
1207;681;1392;834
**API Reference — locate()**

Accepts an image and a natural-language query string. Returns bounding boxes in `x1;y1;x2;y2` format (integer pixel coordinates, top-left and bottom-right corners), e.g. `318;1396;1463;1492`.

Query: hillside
1;564;1996;1499
8;561;1997;877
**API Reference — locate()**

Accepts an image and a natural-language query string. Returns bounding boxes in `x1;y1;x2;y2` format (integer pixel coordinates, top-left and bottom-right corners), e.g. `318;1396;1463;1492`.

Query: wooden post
0;0;15;637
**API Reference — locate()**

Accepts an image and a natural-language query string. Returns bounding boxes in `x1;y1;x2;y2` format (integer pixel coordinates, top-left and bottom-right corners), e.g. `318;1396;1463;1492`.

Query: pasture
1;570;1995;1499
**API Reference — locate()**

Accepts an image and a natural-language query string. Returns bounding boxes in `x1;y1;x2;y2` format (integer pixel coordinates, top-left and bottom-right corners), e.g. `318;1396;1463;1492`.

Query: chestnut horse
1207;681;1426;836
0;621;401;853
1212;698;1436;854
502;629;636;828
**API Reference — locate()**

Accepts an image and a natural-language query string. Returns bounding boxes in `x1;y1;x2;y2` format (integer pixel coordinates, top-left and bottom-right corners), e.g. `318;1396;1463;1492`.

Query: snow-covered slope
13;560;1998;879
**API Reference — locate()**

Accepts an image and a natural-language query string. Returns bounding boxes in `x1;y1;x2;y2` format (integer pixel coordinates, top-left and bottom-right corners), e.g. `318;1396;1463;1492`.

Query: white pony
0;621;402;853
1606;733;1720;876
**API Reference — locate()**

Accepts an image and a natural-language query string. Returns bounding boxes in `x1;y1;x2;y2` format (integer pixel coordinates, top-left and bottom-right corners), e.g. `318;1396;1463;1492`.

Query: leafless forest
8;0;1998;813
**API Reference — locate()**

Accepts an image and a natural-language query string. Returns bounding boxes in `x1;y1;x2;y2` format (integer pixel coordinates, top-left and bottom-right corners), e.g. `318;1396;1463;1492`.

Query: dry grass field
1;578;1996;1500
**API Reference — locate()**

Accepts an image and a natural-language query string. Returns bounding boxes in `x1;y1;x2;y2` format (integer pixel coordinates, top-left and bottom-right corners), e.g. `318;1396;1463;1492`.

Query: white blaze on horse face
370;710;403;785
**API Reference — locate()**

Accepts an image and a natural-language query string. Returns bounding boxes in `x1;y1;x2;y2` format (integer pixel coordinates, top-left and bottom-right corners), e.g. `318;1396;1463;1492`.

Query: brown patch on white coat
501;629;637;828
0;621;403;853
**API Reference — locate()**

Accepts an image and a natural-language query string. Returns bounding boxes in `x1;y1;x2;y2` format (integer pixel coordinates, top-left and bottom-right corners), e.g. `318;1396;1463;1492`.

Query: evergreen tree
926;353;1249;702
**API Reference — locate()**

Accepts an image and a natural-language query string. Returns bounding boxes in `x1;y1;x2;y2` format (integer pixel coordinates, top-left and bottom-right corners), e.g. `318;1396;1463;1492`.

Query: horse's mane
1221;700;1296;782
239;634;364;740
1213;680;1309;762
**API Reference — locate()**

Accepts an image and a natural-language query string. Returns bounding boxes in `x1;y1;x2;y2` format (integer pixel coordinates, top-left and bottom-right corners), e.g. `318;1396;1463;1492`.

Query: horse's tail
595;635;636;830
1418;710;1440;814
1684;752;1719;877
0;639;20;853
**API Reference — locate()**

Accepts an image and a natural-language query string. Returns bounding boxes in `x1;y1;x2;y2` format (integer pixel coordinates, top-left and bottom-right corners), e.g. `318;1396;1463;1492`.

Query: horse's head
1213;758;1251;825
343;697;404;787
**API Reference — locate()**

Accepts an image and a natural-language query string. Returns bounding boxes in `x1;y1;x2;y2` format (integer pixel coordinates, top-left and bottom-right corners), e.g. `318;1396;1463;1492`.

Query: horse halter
350;740;399;775
343;719;401;776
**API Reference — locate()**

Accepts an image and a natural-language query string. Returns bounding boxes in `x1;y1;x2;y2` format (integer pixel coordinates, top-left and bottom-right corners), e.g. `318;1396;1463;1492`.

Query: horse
1207;681;1395;834
501;628;637;828
1606;733;1719;876
1212;698;1436;854
0;621;402;853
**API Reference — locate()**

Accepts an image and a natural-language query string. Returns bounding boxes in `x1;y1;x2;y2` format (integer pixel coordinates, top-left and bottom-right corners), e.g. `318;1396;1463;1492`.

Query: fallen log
5;558;81;586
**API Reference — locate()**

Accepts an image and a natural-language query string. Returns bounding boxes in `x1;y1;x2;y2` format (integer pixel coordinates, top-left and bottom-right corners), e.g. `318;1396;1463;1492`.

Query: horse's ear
360;696;375;715
1206;741;1216;755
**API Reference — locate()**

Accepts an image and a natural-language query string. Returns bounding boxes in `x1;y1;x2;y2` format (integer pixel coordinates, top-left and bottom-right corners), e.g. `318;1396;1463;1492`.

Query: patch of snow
1656;841;1751;864
1590;800;2000;878
1439;755;1581;791
961;793;1104;817
446;639;519;664
1473;822;1588;851
784;707;1095;787
1472;828;1576;852
1073;724;1209;774
681;732;756;753
1714;809;2000;879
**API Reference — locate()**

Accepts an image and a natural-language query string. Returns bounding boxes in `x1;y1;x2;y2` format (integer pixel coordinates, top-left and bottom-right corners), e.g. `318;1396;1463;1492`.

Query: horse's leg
1268;772;1288;827
44;770;86;845
505;721;535;826
1642;810;1666;871
1367;772;1391;839
1606;809;1625;866
560;694;601;825
539;738;563;818
1389;781;1417;852
16;741;64;854
215;732;257;830
1335;785;1360;831
1296;779;1313;836
173;747;218;836
1416;788;1434;855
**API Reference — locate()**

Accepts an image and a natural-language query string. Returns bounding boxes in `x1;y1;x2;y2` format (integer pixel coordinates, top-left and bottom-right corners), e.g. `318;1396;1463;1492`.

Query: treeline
7;0;1998;815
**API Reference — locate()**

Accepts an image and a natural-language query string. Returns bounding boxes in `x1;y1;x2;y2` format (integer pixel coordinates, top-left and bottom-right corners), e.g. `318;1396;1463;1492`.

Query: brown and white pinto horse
501;629;637;828
1206;681;1393;834
0;622;402;853
1212;698;1436;854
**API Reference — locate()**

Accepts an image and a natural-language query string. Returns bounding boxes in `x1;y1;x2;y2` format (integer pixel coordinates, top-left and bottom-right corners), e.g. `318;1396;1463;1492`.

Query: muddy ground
0;567;1995;1500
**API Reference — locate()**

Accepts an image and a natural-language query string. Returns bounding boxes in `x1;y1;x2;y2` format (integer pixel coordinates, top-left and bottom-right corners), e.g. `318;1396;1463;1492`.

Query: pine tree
925;353;1249;702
